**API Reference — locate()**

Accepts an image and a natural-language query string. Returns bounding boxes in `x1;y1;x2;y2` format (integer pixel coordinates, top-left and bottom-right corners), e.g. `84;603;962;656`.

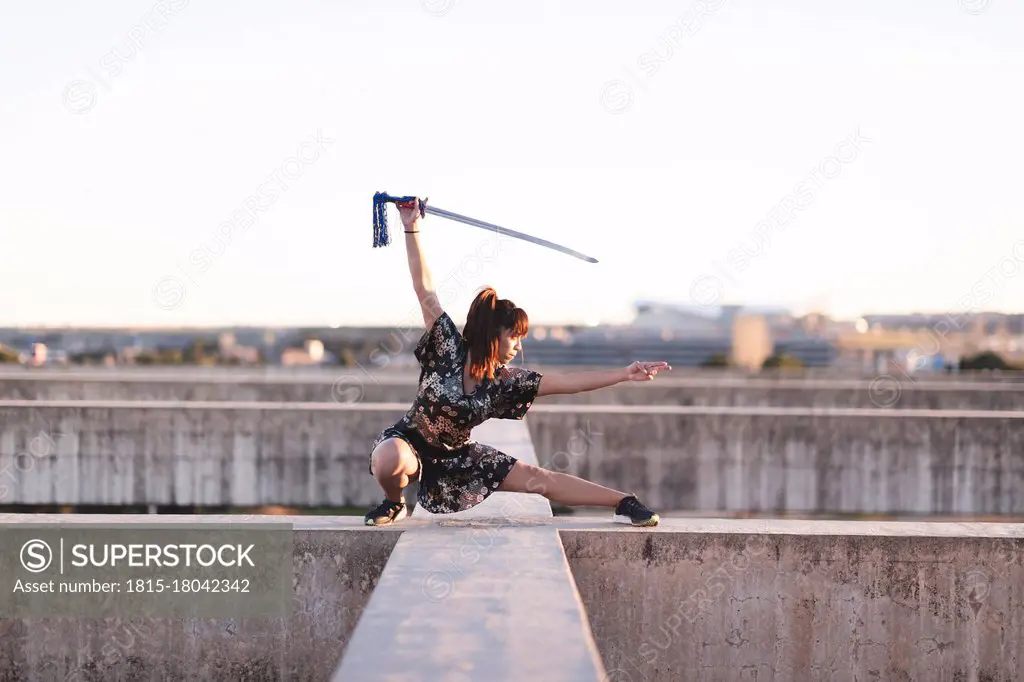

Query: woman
365;198;670;528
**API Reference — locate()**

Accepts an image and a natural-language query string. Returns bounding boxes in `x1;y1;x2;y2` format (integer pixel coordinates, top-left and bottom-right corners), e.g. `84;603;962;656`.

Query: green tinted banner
1;523;293;618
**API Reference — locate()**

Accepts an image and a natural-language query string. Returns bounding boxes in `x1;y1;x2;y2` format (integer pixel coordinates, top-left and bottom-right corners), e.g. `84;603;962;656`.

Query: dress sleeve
491;366;544;420
414;312;461;368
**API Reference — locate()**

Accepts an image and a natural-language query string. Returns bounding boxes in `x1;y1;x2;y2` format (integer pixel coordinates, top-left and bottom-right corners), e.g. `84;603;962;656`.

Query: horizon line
1;308;1023;333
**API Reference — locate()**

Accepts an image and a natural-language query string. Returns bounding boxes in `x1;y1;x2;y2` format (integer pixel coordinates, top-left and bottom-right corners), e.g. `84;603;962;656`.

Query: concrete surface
2;513;1020;681
4;370;1024;409
3;367;1022;382
333;419;608;682
562;518;1024;682
4;369;1024;680
1;418;612;682
525;405;1024;516
0;400;411;508
0;515;400;681
4;401;1022;516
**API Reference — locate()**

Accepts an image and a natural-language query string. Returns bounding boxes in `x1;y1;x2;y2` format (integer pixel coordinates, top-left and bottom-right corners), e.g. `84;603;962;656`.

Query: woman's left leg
497;461;627;507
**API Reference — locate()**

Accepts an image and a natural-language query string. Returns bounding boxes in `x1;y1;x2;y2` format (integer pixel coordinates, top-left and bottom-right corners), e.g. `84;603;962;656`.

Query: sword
372;192;599;264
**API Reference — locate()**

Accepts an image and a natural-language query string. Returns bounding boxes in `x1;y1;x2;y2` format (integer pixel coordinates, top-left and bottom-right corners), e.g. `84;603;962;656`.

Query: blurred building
29;343;47;367
1;308;1017;371
218;332;261;364
841;312;1024;372
281;339;333;366
730;314;772;370
522;302;836;369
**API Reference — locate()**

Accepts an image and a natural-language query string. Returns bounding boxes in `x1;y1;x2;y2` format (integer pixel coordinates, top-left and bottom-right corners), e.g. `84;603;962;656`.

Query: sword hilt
377;192;428;218
372;192;428;248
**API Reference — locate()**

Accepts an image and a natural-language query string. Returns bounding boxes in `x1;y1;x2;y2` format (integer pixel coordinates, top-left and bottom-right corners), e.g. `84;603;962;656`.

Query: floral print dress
369;311;544;513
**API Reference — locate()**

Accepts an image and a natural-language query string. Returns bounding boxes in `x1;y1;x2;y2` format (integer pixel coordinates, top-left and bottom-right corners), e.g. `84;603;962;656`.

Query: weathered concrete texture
0;402;410;508
329;377;1024;410
0;376;352;403
526;406;1024;515
0;515;400;682
5;371;1024;409
334;525;607;682
2;513;1021;681
5;401;1024;515
562;521;1024;682
532;378;1024;410
334;420;608;681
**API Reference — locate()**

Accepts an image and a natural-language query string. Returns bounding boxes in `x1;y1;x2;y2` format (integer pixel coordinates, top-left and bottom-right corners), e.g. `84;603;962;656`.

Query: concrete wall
0;376;354;403
563;527;1024;682
492;380;1024;410
4;402;1022;515
0;517;400;681
0;402;408;508
4;365;1022;380
525;407;1024;516
5;516;1018;681
4;373;1024;409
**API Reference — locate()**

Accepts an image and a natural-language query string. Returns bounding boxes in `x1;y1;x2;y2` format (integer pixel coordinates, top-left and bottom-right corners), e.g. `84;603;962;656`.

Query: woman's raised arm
397;198;443;330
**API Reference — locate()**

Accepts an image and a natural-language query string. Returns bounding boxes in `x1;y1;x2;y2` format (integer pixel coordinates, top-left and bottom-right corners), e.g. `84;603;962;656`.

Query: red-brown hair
462;287;529;381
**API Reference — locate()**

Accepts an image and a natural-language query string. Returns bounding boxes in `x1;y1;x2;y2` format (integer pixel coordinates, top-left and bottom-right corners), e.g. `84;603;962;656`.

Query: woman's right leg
369;437;420;504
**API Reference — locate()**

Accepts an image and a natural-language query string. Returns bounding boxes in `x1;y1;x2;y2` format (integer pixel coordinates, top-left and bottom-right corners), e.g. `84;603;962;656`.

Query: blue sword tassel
373;192;421;248
372;191;390;248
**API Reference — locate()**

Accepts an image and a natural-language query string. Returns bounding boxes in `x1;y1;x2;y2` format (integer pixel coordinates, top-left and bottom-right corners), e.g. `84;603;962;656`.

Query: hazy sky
2;0;1022;328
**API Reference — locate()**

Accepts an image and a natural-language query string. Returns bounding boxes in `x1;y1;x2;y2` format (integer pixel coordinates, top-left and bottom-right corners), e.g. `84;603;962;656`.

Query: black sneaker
613;495;660;527
364;498;407;526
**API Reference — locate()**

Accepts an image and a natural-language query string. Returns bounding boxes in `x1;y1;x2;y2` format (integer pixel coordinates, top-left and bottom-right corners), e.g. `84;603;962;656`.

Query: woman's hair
462;287;529;381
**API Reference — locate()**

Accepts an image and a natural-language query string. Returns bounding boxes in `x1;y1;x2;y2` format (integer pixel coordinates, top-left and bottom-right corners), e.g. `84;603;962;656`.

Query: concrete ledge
562;519;1024;682
0;515;400;681
5;399;1024;418
333;419;607;681
533;404;1024;418
333;523;606;682
525;409;1024;515
1;514;1020;680
0;399;416;411
5;374;1024;413
3;369;1024;390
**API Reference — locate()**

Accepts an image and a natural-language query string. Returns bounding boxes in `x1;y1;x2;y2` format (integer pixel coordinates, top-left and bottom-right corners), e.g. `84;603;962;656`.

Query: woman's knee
371;438;418;478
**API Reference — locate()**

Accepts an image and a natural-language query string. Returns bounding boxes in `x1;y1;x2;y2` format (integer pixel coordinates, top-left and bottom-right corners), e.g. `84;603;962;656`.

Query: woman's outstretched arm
536;361;671;396
397;198;443;329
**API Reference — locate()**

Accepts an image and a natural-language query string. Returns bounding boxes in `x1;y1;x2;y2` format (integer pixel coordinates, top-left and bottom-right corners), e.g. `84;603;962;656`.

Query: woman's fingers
629;360;671;380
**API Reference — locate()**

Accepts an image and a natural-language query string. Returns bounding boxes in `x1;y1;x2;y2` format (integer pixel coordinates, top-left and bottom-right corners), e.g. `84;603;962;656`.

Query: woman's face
497;327;524;365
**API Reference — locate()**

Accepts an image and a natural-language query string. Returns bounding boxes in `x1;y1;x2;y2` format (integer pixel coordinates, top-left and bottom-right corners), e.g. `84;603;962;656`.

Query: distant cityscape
1;301;1022;373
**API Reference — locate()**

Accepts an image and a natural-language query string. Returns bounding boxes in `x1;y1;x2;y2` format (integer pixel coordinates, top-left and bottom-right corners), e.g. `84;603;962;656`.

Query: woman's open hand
396;198;421;231
624;361;671;382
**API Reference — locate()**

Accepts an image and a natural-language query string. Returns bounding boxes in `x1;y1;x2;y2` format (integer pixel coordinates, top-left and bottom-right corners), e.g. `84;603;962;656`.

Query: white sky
1;0;1022;328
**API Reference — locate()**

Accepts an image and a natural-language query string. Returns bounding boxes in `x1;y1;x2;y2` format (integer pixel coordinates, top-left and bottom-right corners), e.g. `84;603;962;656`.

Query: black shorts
368;425;427;479
368;424;518;514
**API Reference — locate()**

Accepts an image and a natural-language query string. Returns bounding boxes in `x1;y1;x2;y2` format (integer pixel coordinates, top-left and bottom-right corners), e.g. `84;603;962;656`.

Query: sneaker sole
613;513;660;527
365;506;408;526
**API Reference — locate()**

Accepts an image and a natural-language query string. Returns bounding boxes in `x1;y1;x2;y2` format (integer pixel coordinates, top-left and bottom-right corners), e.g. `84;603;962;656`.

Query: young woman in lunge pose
365;198;669;527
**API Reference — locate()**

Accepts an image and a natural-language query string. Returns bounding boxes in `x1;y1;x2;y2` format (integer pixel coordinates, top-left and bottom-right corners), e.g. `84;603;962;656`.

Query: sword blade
423;205;598;264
